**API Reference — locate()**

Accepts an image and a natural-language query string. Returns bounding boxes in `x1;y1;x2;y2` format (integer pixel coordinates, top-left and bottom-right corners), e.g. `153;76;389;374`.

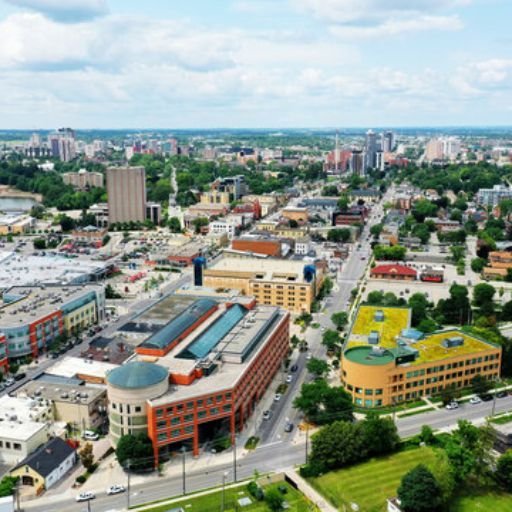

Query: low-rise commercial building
0;215;35;235
17;381;107;430
106;298;289;463
0;285;105;361
231;237;282;257
370;264;417;281
203;257;323;313
341;305;501;407
483;251;512;279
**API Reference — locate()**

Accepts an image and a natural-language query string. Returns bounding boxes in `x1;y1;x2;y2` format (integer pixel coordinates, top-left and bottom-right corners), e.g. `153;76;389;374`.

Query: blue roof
179;304;247;360
107;361;168;389
140;299;217;351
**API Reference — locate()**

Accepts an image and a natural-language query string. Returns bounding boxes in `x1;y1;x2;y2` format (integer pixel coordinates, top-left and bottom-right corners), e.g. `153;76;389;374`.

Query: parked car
284;422;294;433
469;396;481;405
445;401;459;410
480;394;493;402
496;391;507;399
14;373;26;381
285;375;293;384
290;364;298;373
4;378;14;387
262;410;272;421
106;485;125;495
274;393;282;402
76;492;95;502
82;430;99;441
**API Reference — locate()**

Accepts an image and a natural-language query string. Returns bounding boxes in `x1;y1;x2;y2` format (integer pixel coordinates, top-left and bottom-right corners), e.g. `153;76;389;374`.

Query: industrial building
341;305;501;407
201;257;323;313
106;297;290;463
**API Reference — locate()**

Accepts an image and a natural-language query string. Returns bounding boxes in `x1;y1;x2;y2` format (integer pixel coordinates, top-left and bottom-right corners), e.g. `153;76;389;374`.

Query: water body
0;197;37;213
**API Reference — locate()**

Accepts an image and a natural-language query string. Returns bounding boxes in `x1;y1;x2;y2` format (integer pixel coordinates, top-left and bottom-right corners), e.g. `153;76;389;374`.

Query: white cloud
4;0;108;22
330;15;463;38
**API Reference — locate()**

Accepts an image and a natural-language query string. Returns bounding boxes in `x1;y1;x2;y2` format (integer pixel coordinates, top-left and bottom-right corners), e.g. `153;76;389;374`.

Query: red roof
371;264;417;277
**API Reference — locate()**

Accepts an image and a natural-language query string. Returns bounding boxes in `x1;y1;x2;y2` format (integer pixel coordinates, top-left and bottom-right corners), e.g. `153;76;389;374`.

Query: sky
0;0;511;129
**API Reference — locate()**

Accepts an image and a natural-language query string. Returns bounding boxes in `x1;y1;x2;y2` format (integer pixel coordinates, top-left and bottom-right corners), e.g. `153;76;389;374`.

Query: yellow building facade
341;306;502;407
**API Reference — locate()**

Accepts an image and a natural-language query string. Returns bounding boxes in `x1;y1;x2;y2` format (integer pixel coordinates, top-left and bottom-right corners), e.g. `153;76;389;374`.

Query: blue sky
0;0;511;128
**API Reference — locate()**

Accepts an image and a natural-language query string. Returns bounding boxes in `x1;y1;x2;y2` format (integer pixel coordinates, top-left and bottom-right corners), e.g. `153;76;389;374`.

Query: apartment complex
106;298;289;463
341;305;501;407
476;185;512;208
202;257;322;313
106;166;147;224
63;169;104;190
0;285;105;362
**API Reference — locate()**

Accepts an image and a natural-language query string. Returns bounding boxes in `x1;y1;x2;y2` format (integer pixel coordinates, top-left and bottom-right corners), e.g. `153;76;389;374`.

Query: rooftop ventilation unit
441;336;464;348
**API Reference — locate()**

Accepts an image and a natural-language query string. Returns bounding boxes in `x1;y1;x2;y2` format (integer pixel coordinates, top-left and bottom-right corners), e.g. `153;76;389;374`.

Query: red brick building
231;238;282;257
107;298;290;463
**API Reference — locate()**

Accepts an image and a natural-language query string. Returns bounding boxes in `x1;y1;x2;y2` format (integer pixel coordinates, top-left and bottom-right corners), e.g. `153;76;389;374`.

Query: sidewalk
283;469;337;512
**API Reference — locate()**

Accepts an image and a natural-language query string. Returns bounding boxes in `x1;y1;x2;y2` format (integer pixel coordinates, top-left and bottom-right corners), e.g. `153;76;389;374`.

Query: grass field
309;447;437;512
140;481;316;512
451;489;512;511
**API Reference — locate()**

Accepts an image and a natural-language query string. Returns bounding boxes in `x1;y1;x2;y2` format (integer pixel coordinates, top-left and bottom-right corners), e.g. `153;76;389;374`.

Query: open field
309;447;437;512
451;489;512;511
139;481;315;512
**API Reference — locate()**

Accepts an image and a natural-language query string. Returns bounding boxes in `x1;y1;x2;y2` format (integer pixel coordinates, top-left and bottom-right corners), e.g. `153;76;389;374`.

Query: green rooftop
344;346;395;366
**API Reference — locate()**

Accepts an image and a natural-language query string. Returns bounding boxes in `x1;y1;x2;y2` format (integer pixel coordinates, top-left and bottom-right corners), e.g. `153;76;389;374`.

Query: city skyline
0;0;511;128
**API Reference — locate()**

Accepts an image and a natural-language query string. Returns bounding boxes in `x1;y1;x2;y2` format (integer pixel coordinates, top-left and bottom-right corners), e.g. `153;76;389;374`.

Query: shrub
76;475;86;484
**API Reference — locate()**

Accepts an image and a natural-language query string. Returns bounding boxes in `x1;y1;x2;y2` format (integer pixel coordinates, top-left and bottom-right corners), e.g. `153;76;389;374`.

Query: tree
0;476;18;498
337;196;349;212
501;300;512;321
265;488;284;511
321;330;340;352
59;214;75;232
412;199;438;222
168;216;182;233
192;217;209;234
428;450;456;506
411;223;431;244
327;228;351;243
293;380;353;425
397;464;443;512
436;284;470;325
471;374;492;396
496;450;512;491
79;442;95;471
105;284;121;299
33;238;47;250
471;257;487;273
373;244;407;261
370;223;383;238
408;293;430;327
116;433;154;471
420;425;435;445
361;413;400;457
309;421;365;472
418;318;437;333
473;283;496;317
331;311;348;331
306;357;329;378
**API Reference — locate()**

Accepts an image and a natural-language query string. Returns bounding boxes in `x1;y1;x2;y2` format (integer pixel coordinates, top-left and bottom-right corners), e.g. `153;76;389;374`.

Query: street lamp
181;445;187;495
232;434;237;483
221;471;229;512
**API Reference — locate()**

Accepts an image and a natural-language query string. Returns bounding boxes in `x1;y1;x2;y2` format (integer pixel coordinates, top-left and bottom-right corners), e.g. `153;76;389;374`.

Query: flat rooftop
205;256;313;283
46;356;118;382
146;303;286;404
16;381;105;405
345;305;499;366
0;251;109;288
0;284;101;328
0;396;48;441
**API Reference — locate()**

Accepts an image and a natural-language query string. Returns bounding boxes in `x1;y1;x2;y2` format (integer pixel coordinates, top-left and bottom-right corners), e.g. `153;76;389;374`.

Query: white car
106;484;126;495
4;378;14;387
445;401;459;410
82;430;99;441
76;492;95;502
286;375;293;384
469;396;482;405
274;393;282;402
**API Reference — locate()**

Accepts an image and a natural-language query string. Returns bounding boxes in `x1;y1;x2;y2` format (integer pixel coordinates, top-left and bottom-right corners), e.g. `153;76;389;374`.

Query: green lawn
139;481;316;512
451;489;512;511
309;447;438;512
490;413;512;425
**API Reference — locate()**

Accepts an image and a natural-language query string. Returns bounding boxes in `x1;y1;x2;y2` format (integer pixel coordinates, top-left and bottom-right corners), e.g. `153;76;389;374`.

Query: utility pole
305;422;310;464
233;434;237;483
126;459;131;510
181;446;187;495
221;471;229;512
